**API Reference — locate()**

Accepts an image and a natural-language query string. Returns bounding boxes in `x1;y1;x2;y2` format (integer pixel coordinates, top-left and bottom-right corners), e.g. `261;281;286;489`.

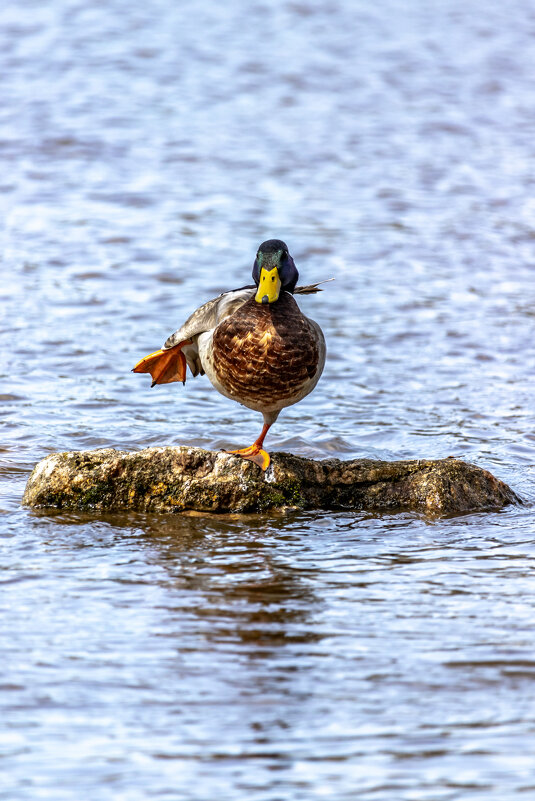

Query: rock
22;446;520;516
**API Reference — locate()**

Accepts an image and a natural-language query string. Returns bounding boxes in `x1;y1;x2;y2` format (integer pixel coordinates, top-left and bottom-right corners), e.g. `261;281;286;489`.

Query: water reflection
41;508;324;655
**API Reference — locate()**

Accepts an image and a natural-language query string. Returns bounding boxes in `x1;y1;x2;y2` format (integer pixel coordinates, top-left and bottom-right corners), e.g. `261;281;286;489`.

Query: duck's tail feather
294;278;335;294
132;340;192;386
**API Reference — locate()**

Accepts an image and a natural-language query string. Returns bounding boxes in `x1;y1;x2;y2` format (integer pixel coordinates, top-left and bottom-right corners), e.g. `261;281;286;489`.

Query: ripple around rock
22;447;521;517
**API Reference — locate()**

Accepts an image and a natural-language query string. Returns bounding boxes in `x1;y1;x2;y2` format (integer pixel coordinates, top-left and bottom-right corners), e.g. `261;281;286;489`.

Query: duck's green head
252;239;299;304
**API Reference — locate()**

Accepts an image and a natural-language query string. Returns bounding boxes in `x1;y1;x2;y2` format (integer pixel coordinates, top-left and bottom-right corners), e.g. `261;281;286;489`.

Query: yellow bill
255;266;281;304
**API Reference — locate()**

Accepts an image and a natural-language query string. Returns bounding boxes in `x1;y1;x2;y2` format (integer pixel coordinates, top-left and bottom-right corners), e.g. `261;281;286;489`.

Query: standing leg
226;412;279;470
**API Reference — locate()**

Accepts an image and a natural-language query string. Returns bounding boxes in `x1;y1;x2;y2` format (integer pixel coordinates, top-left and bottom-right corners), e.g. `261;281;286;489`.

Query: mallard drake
132;239;327;470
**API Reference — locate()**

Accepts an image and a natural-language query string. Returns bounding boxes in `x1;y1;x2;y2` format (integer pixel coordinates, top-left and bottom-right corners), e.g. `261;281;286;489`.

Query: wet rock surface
22;447;520;517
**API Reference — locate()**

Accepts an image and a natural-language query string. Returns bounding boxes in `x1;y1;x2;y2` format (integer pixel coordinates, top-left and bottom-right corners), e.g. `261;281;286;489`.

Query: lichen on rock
22;446;521;517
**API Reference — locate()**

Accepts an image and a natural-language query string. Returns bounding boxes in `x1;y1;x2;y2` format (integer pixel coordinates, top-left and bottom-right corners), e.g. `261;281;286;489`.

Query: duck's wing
132;280;332;387
163;286;255;349
164;280;332;352
157;278;330;352
132;287;255;386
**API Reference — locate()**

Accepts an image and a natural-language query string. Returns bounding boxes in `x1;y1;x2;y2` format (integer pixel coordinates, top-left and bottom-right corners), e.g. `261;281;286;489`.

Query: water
1;0;535;798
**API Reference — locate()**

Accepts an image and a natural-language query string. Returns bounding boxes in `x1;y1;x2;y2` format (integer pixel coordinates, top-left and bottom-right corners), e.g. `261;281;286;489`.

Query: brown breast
212;293;319;406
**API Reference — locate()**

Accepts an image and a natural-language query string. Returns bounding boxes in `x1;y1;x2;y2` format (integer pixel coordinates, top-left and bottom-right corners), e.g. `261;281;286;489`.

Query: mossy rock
22;446;521;517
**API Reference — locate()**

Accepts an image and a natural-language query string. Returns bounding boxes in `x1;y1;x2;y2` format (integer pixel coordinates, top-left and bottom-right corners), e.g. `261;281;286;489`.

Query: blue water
1;0;535;798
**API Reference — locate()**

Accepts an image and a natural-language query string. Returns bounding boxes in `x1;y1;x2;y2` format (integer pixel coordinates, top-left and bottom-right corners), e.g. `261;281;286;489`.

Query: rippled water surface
2;0;535;798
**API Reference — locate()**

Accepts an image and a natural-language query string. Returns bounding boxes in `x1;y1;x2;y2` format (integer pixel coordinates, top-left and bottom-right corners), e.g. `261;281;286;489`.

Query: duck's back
201;292;324;413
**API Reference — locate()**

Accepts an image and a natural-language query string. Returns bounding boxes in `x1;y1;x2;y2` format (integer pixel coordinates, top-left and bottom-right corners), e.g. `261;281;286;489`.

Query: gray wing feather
163;287;255;349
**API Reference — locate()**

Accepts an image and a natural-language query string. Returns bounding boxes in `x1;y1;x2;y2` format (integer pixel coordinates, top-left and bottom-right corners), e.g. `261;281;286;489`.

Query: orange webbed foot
226;445;270;471
132;340;191;386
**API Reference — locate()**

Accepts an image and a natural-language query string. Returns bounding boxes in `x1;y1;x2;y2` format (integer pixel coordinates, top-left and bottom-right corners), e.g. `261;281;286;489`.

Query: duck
132;239;327;470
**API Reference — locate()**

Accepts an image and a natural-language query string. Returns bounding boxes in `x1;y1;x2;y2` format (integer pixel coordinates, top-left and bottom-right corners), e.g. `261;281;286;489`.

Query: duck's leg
227;422;271;470
227;414;277;470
